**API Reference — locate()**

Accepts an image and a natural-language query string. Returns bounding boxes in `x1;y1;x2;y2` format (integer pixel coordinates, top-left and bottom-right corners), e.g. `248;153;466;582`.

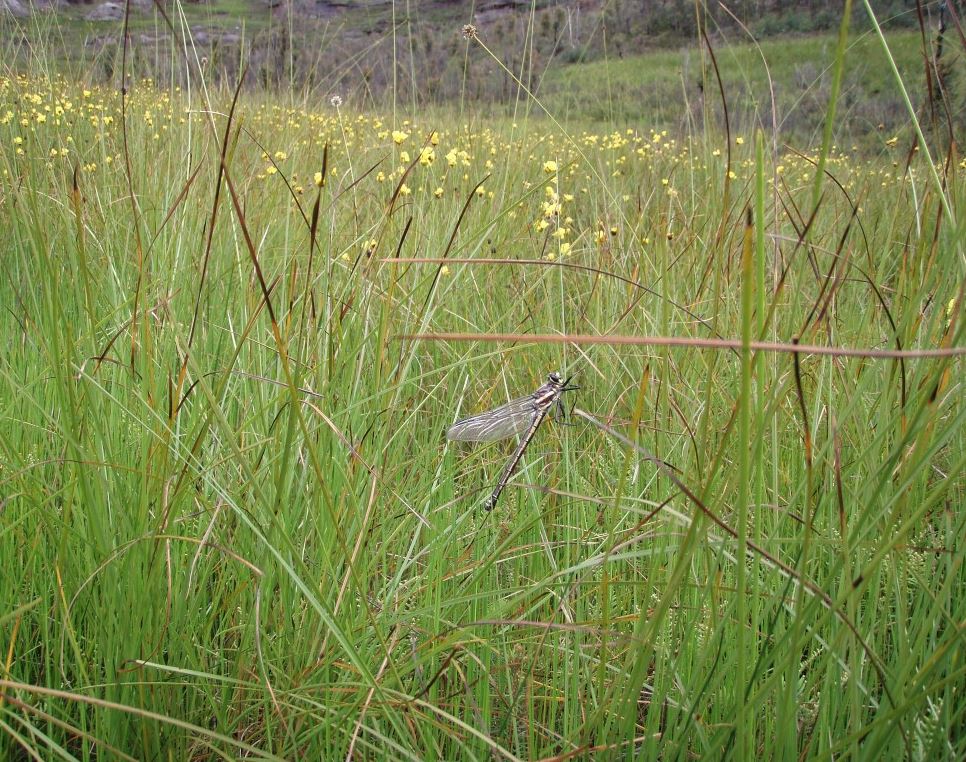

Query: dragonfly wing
447;396;537;441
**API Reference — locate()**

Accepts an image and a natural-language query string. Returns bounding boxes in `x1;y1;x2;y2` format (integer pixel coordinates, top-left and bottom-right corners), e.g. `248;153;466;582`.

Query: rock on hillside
1;0;30;17
84;1;124;20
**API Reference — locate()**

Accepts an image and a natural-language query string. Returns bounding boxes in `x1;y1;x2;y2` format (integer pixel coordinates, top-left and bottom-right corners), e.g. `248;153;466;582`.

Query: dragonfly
447;372;578;511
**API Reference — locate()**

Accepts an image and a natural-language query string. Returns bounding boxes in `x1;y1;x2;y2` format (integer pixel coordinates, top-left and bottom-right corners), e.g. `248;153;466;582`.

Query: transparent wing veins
446;395;539;442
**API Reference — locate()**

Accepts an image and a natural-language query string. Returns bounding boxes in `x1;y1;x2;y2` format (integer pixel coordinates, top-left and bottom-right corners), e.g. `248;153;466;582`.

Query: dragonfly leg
553;398;579;427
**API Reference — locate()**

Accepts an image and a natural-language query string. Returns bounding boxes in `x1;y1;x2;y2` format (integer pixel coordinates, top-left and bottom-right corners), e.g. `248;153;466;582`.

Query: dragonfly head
554;370;580;392
548;371;578;391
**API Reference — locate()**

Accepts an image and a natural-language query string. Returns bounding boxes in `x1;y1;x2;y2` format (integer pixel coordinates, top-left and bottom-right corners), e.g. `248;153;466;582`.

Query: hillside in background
1;1;961;143
2;0;926;32
1;0;936;86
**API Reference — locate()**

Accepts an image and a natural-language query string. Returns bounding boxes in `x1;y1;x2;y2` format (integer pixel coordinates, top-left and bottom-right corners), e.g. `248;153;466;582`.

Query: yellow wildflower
542;200;561;218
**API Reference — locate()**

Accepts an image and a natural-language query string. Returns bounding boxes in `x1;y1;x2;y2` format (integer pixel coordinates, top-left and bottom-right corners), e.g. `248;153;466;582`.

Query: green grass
540;30;959;143
0;11;964;760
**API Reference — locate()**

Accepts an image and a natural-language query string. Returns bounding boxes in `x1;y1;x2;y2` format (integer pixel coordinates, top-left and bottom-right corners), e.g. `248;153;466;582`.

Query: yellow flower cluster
0;73;929;270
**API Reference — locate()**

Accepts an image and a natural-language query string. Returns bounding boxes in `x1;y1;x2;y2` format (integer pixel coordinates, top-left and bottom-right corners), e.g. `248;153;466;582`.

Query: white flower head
330;94;343;108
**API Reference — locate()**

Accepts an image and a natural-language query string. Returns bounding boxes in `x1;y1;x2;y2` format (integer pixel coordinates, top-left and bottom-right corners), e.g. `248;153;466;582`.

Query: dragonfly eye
548;371;562;384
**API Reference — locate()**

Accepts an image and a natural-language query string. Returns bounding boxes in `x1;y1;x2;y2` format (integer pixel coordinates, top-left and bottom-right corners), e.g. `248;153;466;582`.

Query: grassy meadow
1;10;965;761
